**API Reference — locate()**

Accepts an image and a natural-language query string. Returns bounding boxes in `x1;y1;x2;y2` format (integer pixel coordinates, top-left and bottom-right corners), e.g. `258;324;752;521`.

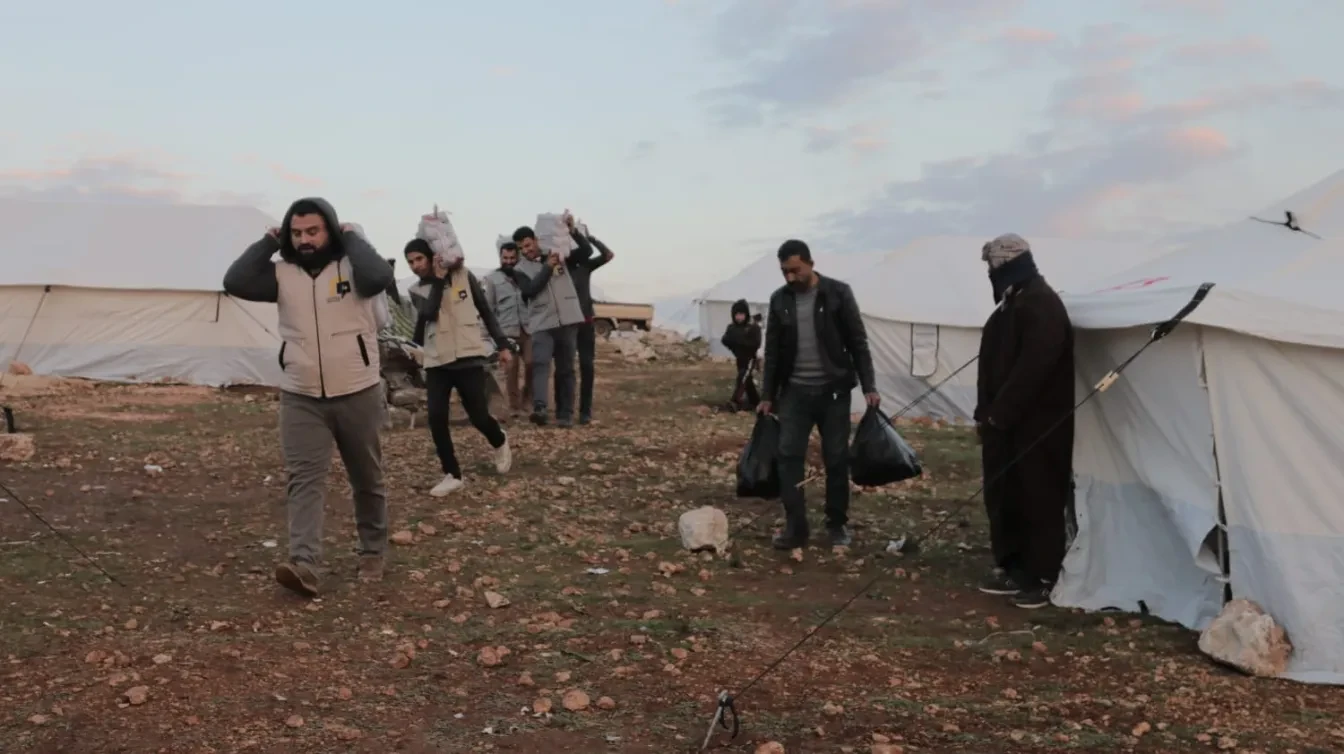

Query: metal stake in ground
698;282;1214;750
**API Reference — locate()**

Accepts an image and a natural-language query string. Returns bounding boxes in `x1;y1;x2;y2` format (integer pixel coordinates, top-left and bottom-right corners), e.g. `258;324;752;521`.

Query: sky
2;0;1343;303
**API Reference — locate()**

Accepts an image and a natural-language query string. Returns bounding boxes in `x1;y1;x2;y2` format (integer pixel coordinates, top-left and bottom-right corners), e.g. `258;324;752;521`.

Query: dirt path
2;356;1341;753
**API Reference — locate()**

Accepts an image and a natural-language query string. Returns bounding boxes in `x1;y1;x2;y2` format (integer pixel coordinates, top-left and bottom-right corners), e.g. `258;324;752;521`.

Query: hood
730;299;750;319
279;196;344;265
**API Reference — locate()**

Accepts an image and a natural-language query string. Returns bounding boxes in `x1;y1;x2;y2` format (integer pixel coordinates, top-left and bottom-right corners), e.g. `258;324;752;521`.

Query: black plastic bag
736;414;781;499
849;407;922;487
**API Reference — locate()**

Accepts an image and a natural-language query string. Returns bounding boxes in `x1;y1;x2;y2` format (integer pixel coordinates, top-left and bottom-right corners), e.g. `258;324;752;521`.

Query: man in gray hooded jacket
222;197;396;598
510;225;588;426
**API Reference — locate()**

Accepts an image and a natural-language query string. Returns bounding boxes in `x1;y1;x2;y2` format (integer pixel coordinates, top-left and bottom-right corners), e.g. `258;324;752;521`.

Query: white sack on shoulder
535;212;576;255
417;205;465;266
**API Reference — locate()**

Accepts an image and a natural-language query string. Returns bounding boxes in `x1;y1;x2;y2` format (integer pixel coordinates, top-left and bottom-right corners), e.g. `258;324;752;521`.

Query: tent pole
0;286;50;388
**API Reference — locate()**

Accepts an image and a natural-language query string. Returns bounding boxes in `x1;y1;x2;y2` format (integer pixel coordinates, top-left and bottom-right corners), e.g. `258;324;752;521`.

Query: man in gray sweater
510;225;588;427
482;241;530;415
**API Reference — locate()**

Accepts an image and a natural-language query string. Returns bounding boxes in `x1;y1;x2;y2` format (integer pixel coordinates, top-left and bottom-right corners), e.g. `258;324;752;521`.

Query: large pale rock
0;433;36;463
7;361;32;376
1197;598;1292;677
678;506;729;555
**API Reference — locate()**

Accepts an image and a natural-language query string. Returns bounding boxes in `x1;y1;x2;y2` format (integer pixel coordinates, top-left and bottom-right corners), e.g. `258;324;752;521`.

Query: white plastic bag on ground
417;205;465;266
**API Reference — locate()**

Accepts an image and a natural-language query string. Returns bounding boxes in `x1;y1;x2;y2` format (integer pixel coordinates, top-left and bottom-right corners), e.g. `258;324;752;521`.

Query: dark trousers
777;385;853;533
731;359;760;409
532;325;578;421
981;412;1074;586
577;321;596;421
425;365;506;478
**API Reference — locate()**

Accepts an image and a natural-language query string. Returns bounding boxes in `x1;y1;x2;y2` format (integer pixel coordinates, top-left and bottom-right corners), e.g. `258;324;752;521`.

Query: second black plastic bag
736;414;781;499
849;407;923;487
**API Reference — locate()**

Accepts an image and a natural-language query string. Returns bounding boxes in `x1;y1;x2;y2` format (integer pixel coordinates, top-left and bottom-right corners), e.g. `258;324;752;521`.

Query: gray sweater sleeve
222;235;281;303
342;231;396;298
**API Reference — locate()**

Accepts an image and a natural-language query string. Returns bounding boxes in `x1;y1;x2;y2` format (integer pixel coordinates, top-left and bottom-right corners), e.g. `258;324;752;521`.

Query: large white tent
1055;169;1344;685
0;198;283;387
698;237;1166;419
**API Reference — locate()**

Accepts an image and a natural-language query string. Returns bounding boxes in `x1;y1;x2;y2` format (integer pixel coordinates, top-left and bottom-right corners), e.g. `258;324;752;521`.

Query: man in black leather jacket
758;239;879;549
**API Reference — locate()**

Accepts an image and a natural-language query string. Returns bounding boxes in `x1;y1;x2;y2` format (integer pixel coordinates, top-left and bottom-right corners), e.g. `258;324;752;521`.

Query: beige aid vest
421;268;489;369
275;258;382;399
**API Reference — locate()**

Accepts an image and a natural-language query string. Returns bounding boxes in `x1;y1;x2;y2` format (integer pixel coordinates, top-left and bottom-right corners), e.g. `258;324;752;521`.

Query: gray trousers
531;324;578;420
278;384;388;565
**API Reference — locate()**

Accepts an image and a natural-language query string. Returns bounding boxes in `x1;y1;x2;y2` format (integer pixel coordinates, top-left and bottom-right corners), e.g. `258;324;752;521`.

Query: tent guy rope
698;282;1215;751
0;478;127;588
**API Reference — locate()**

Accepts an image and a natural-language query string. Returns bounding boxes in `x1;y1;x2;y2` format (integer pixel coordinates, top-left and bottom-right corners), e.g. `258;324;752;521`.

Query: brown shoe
275;561;320;597
358;554;385;583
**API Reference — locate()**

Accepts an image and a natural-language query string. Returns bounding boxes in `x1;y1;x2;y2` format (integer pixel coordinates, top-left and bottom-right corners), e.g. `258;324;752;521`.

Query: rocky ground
1;341;1342;753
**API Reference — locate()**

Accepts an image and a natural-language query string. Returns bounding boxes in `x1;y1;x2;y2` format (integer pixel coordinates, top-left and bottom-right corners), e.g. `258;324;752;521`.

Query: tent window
909;323;939;378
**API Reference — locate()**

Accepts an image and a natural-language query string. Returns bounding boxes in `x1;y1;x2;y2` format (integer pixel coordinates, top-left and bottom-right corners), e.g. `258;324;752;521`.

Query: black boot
772;513;809;550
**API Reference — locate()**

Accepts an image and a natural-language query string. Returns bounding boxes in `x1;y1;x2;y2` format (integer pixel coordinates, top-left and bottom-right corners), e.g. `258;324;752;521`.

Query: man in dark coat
720;299;762;411
759;240;879;550
973;233;1075;610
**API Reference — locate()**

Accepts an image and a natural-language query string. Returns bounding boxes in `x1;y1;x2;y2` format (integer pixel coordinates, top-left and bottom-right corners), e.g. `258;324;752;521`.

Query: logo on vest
329;276;351;301
456;287;468;301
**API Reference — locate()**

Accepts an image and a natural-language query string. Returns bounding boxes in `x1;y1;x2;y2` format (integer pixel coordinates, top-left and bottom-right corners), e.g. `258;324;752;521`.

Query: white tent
698;238;1165;419
0;198;283;387
1055;168;1344;685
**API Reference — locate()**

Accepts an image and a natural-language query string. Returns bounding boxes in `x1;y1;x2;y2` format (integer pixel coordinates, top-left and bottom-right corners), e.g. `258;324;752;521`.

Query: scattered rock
755;743;785;754
562;689;591;711
871;745;903;754
0;433;35;463
822;701;845;717
123;686;150;706
484;591;510;609
416;522;437;536
151;654;172;665
7;361;33;375
678;506;730;555
389;652;411;669
477;646;509;667
28;714;49;725
533;697;553;714
597;696;617;710
285;715;304;728
1198;598;1292;677
390;530;416;546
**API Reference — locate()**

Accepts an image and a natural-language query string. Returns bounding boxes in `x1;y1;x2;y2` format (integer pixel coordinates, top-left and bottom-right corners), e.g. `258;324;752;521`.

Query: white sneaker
493;434;513;474
430;475;464;497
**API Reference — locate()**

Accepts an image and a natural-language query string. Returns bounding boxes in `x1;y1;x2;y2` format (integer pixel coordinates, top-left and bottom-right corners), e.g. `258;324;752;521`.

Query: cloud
1141;0;1226;14
1166;36;1270;64
812;19;1344;250
815;124;1240;249
699;0;1022;125
0;155;192;204
628;140;658;161
803;122;887;157
267;163;323;188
